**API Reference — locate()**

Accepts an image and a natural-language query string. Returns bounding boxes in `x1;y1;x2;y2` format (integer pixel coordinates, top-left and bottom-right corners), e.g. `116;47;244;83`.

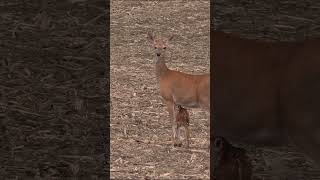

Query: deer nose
156;53;161;56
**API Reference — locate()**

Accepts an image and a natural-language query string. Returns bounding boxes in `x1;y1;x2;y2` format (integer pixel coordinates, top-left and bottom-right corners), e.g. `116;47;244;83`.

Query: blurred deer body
213;31;320;166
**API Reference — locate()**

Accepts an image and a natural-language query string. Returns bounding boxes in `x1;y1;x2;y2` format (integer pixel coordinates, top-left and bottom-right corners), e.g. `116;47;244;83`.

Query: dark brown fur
212;136;252;180
212;31;320;166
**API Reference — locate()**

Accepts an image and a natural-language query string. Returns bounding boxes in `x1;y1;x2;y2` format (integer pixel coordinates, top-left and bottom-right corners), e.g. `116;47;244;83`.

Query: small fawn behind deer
174;104;190;147
147;32;210;147
212;136;252;180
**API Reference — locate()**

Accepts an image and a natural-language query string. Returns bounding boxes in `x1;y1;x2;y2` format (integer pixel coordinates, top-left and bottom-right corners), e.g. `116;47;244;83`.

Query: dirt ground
0;0;108;178
110;1;320;180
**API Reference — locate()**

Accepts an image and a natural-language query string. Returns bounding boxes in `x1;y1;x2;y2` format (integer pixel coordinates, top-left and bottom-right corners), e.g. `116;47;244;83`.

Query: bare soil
0;0;108;178
110;1;320;180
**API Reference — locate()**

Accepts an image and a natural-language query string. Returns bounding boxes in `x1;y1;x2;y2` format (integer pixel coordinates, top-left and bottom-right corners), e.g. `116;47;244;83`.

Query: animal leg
173;103;182;147
200;101;210;112
185;125;190;148
165;100;178;147
175;125;182;147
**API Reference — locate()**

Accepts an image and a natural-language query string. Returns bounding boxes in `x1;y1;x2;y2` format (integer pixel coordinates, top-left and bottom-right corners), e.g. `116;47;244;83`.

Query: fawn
212;136;252;180
174;104;190;147
147;32;210;147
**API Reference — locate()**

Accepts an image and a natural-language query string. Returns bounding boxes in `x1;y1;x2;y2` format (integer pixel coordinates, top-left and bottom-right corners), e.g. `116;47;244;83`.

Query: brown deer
147;32;210;147
173;104;190;147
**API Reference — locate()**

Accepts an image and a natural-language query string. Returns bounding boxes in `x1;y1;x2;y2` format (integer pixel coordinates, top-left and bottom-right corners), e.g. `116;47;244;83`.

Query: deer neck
155;55;169;80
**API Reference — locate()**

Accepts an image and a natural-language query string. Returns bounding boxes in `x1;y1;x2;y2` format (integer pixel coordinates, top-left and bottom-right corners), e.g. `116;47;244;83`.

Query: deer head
147;32;174;58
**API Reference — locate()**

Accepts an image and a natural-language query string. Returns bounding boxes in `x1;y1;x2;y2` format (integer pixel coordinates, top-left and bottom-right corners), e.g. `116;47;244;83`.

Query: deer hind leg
199;93;210;112
200;100;210;112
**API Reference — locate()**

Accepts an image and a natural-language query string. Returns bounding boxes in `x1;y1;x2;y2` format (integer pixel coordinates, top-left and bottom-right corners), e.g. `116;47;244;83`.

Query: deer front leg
185;125;190;148
175;124;182;147
172;102;182;147
165;100;180;147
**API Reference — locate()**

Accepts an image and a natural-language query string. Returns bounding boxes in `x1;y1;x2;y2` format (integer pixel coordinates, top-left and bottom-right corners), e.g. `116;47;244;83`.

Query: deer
173;104;190;147
147;32;210;147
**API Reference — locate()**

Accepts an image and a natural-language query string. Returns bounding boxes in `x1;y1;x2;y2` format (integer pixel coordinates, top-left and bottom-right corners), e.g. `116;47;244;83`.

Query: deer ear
147;32;154;43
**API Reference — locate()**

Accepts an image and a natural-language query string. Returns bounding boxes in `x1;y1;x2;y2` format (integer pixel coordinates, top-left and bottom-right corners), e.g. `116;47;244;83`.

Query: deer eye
154;47;157;49
163;47;166;49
